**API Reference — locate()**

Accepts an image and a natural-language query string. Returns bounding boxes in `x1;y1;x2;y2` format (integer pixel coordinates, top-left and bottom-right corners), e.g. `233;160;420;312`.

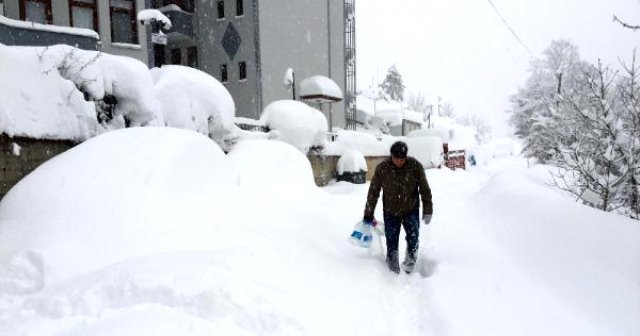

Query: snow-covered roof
299;76;343;102
0;14;99;39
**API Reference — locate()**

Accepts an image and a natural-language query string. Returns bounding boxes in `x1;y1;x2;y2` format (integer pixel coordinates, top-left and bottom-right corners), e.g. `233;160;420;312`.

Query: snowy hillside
0;128;638;336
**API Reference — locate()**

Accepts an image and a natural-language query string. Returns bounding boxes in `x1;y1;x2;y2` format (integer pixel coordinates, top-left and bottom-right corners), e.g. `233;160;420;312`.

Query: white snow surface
259;100;328;152
0;128;638;336
299;75;343;100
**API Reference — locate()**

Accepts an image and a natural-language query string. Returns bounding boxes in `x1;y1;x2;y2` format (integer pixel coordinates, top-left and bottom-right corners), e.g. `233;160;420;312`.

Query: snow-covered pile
336;149;367;174
405;136;444;169
152;65;238;149
259;100;328;152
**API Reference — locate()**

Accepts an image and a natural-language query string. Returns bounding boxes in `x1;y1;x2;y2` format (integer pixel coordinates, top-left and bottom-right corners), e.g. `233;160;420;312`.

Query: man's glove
422;214;432;225
363;215;374;225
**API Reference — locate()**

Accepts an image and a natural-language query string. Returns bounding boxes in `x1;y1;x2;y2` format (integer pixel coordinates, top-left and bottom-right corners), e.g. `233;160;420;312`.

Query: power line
486;0;536;58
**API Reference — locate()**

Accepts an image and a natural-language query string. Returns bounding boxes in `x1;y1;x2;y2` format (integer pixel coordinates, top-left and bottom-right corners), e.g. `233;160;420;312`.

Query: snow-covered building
1;0;357;129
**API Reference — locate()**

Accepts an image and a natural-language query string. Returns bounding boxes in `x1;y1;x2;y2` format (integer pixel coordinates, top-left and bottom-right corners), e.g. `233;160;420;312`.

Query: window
110;0;137;44
170;48;181;65
216;0;224;19
19;0;52;24
70;0;98;31
220;64;228;82
187;46;198;68
238;61;247;81
236;0;243;16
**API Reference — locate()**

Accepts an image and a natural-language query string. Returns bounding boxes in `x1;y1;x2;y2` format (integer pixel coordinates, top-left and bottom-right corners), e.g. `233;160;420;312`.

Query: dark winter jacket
364;157;433;218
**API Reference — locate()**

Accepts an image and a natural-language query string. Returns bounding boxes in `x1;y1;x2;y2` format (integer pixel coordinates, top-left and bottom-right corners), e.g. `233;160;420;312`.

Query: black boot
386;250;400;274
401;250;417;274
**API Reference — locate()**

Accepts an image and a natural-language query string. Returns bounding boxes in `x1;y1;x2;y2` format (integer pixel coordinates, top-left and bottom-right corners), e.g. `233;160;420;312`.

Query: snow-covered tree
551;61;627;212
379;65;405;102
508;40;591;163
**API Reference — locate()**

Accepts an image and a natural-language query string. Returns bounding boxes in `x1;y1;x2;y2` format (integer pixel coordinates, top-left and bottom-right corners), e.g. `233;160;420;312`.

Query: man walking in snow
363;141;433;274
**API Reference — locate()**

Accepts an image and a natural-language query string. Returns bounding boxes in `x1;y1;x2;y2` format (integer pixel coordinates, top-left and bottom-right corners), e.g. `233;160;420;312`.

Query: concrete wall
196;0;261;119
258;0;346;128
0;135;75;201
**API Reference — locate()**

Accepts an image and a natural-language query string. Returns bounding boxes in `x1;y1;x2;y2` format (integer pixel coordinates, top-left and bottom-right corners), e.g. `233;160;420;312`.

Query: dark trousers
383;209;420;256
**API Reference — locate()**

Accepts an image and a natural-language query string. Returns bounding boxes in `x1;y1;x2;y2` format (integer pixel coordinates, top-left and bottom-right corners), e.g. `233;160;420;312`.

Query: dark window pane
217;1;224;19
112;12;133;43
239;61;246;80
236;0;243;16
187;46;198;68
221;64;228;82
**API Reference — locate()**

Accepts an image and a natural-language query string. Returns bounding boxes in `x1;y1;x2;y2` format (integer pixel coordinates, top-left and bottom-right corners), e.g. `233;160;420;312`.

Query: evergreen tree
379;65;405;102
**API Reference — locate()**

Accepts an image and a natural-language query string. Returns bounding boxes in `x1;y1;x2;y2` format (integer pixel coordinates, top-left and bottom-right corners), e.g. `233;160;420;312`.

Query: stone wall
0;135;75;200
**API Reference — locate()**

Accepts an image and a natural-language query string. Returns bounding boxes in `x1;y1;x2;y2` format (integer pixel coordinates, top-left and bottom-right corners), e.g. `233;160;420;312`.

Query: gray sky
356;0;640;135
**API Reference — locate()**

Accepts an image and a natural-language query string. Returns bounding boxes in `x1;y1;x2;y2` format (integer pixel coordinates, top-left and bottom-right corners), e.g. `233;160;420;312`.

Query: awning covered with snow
299;75;343;103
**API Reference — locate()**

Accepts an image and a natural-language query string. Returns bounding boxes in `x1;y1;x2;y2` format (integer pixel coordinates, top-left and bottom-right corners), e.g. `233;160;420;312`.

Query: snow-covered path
1;137;638;336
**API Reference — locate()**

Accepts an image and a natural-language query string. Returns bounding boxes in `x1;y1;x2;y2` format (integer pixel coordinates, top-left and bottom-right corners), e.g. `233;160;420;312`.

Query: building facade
0;0;357;128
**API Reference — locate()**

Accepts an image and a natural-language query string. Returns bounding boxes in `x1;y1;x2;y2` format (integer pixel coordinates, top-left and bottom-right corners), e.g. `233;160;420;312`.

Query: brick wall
0;134;75;200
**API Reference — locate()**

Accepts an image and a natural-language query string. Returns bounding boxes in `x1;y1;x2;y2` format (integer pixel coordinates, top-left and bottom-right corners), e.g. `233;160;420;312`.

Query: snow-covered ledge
0;15;99;39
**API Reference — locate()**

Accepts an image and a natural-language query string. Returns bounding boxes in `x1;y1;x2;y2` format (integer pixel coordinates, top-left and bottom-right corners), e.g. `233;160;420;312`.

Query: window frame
19;0;53;24
109;0;138;44
69;0;99;32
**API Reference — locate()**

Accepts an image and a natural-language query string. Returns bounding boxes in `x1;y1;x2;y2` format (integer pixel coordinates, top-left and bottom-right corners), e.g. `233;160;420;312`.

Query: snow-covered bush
42;44;163;128
259;100;328;153
0;44;99;140
0;44;163;140
151;65;239;150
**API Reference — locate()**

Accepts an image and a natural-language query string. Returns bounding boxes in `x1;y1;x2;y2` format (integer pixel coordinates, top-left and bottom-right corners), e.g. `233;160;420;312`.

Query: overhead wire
486;0;537;58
